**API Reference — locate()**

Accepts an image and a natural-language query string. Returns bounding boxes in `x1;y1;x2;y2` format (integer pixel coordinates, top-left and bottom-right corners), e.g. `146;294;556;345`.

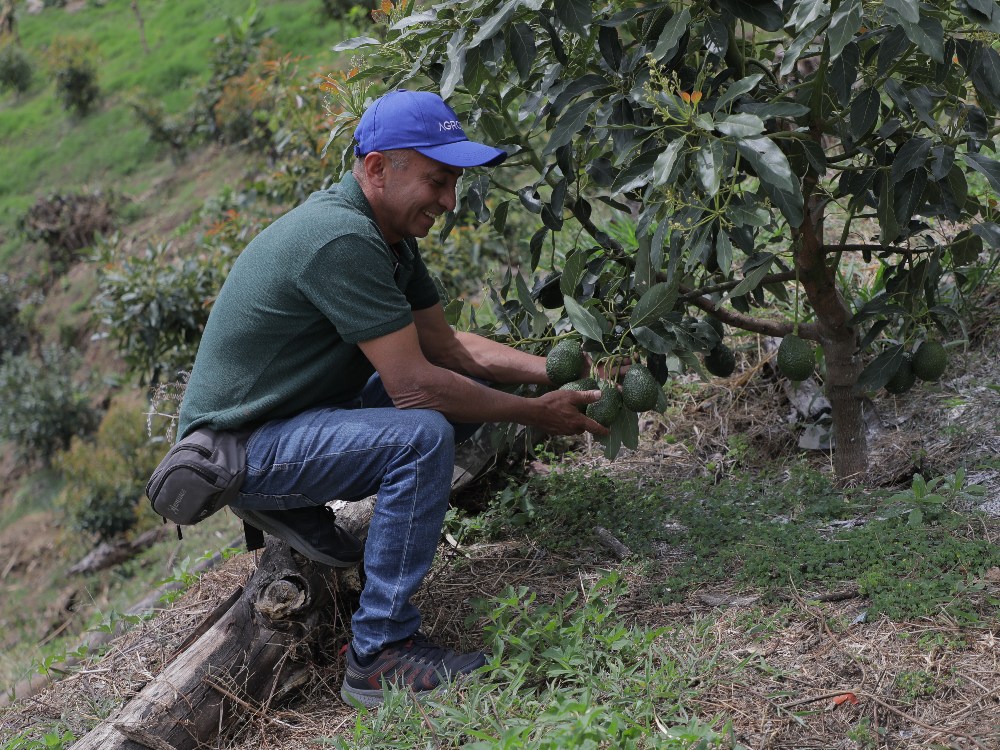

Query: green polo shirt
177;173;440;437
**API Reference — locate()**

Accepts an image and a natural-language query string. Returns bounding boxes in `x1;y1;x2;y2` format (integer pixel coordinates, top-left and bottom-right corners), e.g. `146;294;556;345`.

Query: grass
0;0;358;264
329;573;744;750
456;462;1000;622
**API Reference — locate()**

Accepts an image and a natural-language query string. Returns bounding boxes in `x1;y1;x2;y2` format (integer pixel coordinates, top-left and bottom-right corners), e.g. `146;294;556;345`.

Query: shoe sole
340;682;443;709
231;507;361;568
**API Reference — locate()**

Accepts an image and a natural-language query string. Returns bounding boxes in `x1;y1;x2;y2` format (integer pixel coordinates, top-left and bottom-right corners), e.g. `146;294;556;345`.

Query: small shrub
57;396;163;541
46;35;100;116
0;273;30;362
94;236;237;384
0;345;98;465
20;190;116;269
0;43;33;95
128;95;190;162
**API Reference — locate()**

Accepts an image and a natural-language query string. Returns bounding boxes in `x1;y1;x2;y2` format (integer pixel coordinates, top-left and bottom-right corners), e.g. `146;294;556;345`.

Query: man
176;89;606;708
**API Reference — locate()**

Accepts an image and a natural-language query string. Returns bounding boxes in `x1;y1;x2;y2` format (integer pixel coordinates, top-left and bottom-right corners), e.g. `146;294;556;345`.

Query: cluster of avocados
885;341;948;395
545;340;661;427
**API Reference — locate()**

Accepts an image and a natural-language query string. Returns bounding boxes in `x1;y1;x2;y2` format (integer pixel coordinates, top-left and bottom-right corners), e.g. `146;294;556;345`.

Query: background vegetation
0;1;999;748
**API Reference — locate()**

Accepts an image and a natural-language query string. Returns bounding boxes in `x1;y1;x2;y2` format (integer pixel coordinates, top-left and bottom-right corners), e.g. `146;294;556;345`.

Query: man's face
377;151;462;244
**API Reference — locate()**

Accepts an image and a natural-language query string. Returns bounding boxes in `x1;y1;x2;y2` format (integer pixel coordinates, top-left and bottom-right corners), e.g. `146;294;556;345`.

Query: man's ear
363;152;388;189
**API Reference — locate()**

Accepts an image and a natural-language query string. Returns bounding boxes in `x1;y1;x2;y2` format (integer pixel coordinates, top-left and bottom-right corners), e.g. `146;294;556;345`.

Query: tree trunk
795;183;867;480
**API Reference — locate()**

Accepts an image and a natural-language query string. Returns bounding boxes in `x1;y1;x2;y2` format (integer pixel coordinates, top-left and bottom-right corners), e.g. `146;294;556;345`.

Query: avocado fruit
621;363;660;412
885;354;916;395
586;384;623;427
776;334;814;381
546;340;585;386
704;343;736;377
911;341;947;382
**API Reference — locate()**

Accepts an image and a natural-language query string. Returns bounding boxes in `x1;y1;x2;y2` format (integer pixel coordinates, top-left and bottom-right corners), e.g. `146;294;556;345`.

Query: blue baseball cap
353;89;507;168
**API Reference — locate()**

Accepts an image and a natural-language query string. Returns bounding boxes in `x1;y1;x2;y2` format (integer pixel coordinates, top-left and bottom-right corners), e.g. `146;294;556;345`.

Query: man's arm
357;317;607;436
411;304;554;385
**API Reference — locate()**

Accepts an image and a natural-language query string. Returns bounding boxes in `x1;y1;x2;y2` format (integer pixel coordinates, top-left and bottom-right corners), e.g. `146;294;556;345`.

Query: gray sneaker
341;633;486;708
231;505;363;567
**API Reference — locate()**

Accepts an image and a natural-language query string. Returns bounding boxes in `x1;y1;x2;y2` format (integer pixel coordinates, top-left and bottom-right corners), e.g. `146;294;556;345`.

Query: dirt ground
2;309;999;748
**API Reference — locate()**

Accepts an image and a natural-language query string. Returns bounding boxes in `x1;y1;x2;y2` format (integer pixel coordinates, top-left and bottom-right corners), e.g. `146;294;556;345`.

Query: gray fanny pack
145;427;249;525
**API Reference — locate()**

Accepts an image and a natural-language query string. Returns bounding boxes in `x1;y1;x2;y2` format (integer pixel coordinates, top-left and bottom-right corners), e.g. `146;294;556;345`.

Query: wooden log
70;538;340;750
68;527;170;575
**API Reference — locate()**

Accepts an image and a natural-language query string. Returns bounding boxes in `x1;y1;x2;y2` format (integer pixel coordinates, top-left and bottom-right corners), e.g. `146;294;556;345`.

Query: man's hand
534;388;609;437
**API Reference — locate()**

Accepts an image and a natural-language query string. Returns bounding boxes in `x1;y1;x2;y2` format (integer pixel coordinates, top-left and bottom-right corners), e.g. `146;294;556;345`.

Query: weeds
326;573;744;750
475;465;999;621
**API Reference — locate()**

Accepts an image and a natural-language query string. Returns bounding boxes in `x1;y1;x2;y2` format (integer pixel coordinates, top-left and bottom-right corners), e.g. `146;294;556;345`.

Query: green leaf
716;113;765;138
544;98;594;156
443;298;464;326
856;344;904;392
789;0;828;32
491;200;510;233
850;88;880;140
563;297;606;342
950;230;983;265
735;137;799;195
529;226;547;271
972;222;1000;249
694;140;721;196
972;44;1000;111
440;28;468;100
560;249;589;296
713;73;763;114
963;151;1000;193
555;0;593;36
741;102;811;118
332;36;380;52
470;0;520;48
896;15;945;63
827;0;862;61
877;173;900;243
728;253;774;298
632;325;675;354
651;140;685;186
885;0;920;23
960;0;1000;33
929;145;955;181
894;168;927;228
506;23;536;81
878;26;911;77
715;229;734;276
514;272;547;335
780;16;829;78
890;137;931;182
598;25;624;71
652;7;690;60
630;282;678;330
716;0;783;31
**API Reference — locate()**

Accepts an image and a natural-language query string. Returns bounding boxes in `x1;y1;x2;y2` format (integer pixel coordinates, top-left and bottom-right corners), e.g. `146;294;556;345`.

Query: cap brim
414;141;507;168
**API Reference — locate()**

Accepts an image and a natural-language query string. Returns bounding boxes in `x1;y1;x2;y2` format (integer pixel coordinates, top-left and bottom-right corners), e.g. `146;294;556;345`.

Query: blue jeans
233;374;479;657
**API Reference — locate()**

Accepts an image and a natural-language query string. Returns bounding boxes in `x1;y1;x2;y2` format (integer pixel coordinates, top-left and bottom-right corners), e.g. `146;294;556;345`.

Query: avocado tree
332;0;1000;480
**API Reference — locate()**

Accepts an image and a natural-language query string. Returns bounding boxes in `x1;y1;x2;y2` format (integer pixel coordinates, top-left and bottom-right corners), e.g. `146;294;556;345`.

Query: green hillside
0;0;359;264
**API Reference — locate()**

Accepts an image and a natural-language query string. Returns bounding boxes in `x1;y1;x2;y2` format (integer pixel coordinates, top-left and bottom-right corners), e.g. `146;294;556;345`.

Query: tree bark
794;182;867;480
